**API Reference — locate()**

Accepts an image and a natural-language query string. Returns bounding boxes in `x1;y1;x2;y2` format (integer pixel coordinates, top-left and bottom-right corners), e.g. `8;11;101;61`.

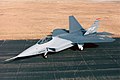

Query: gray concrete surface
0;38;120;80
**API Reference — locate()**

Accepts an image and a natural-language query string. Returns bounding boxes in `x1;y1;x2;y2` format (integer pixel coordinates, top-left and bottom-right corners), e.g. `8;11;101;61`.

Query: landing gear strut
77;43;84;51
44;55;47;59
44;51;48;59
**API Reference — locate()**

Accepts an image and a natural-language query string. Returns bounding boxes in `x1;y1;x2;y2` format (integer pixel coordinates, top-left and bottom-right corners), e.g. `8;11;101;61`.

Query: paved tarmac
0;38;120;80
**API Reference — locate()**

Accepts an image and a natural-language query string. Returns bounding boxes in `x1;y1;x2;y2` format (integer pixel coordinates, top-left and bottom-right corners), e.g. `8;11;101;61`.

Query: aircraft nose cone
5;44;45;62
16;44;40;58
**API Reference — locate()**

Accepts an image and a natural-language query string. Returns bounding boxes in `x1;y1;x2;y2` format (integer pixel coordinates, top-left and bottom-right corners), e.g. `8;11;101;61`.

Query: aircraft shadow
3;37;118;63
1;38;120;80
70;43;98;51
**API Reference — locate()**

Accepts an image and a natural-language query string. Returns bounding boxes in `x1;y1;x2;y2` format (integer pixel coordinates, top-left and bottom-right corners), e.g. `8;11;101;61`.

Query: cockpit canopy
37;35;52;44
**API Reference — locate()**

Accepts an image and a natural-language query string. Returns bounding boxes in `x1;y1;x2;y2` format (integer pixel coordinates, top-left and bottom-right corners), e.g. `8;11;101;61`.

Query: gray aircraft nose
16;44;41;57
5;44;43;61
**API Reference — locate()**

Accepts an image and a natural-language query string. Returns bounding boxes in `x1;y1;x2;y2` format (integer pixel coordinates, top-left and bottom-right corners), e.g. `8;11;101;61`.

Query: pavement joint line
52;58;57;80
0;40;6;47
73;52;86;77
104;49;120;66
0;39;120;79
80;53;98;80
15;63;22;80
23;40;28;50
0;68;120;75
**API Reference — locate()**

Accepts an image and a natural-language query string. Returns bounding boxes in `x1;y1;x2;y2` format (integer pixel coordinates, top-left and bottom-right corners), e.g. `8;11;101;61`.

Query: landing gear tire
81;47;83;50
44;51;48;59
44;55;48;59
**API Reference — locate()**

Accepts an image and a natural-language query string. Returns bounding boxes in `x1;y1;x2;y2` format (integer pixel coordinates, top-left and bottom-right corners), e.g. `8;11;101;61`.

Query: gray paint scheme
5;16;115;61
55;16;115;43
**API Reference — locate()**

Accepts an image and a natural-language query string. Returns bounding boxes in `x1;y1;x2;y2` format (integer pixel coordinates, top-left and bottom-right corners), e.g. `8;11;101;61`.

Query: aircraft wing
76;35;115;43
96;32;113;36
60;34;115;43
52;29;68;36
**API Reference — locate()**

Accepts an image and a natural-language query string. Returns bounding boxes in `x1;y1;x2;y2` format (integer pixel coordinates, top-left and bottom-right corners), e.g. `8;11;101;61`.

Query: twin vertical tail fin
84;18;101;36
69;16;86;35
69;16;101;36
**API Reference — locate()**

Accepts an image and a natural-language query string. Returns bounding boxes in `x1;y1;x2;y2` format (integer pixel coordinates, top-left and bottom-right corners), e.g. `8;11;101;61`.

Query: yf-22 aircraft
5;16;115;61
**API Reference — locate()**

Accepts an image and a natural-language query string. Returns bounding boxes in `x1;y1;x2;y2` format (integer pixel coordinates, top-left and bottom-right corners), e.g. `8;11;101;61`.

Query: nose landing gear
44;51;48;59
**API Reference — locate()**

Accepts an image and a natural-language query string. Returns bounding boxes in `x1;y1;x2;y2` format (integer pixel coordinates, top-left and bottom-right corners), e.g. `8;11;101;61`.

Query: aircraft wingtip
112;38;116;42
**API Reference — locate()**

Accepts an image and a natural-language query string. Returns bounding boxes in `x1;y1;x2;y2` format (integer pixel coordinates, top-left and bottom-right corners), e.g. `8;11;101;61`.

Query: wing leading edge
71;35;115;43
52;29;68;36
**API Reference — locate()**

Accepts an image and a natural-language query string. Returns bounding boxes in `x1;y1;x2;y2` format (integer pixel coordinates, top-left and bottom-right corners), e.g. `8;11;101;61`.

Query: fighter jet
5;16;115;61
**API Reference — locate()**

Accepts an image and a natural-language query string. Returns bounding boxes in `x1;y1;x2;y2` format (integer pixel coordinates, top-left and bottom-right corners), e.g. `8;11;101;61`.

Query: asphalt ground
0;38;120;80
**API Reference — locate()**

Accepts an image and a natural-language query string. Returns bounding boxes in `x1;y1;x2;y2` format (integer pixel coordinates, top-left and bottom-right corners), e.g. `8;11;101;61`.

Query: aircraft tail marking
84;18;101;35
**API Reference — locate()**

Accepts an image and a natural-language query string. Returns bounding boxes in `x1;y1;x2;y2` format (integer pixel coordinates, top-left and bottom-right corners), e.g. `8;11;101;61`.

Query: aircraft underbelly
55;43;73;52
